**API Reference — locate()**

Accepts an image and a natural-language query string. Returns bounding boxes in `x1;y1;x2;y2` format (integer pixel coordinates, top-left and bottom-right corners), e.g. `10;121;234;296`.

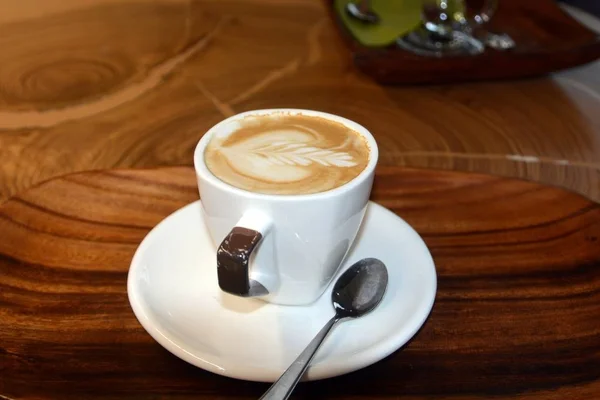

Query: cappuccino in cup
194;109;378;305
204;113;370;195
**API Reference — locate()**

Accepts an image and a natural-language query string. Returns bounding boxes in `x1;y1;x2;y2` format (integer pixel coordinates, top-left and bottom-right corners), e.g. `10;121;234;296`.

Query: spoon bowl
332;257;388;318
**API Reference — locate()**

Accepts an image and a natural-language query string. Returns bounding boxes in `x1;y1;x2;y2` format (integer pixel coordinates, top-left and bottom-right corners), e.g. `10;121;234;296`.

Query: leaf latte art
204;114;370;195
242;141;357;168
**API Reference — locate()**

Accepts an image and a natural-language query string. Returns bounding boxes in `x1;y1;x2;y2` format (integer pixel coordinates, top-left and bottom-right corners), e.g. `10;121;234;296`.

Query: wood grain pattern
1;166;598;399
0;0;599;205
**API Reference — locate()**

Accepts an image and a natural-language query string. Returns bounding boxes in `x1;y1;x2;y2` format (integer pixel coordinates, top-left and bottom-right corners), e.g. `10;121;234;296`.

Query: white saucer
127;201;437;382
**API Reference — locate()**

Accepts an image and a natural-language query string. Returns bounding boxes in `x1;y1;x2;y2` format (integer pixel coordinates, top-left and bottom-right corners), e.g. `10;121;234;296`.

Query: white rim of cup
193;108;379;201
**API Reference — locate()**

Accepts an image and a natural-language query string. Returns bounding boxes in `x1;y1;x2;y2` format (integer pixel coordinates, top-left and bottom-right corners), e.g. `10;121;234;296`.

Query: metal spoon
259;258;389;400
345;0;380;24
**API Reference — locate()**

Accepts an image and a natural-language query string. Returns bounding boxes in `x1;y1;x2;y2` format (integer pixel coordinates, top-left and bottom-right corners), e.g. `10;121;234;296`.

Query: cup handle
216;211;270;297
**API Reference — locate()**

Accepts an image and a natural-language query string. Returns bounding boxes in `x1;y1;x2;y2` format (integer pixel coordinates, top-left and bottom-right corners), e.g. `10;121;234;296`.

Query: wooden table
1;1;600;400
0;0;599;203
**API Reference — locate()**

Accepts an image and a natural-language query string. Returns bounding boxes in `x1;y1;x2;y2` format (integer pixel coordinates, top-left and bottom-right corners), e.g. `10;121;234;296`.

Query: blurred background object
333;0;600;84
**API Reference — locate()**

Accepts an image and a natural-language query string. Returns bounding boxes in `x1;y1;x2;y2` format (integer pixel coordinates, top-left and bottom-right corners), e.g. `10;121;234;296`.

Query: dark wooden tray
1;166;599;399
327;0;600;84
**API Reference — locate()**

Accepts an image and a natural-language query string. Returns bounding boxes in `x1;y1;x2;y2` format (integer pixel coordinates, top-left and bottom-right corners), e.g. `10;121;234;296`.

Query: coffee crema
204;113;370;195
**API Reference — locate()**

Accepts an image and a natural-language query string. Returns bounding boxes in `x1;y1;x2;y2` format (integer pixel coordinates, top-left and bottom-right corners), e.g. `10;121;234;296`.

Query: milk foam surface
204;113;369;195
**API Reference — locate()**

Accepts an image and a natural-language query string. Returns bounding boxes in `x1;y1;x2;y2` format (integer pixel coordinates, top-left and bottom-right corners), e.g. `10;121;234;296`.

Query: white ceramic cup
193;109;378;306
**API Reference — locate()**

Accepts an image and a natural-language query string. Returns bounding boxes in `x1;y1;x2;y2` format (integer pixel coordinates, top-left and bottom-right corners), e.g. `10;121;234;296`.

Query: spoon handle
258;315;339;400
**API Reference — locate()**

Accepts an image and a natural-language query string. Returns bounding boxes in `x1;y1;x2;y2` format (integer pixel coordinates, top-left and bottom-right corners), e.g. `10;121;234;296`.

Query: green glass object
335;0;422;47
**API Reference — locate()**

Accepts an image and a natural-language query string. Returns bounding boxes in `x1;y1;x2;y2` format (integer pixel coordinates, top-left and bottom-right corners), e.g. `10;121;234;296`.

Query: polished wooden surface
0;0;599;205
0;166;598;399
